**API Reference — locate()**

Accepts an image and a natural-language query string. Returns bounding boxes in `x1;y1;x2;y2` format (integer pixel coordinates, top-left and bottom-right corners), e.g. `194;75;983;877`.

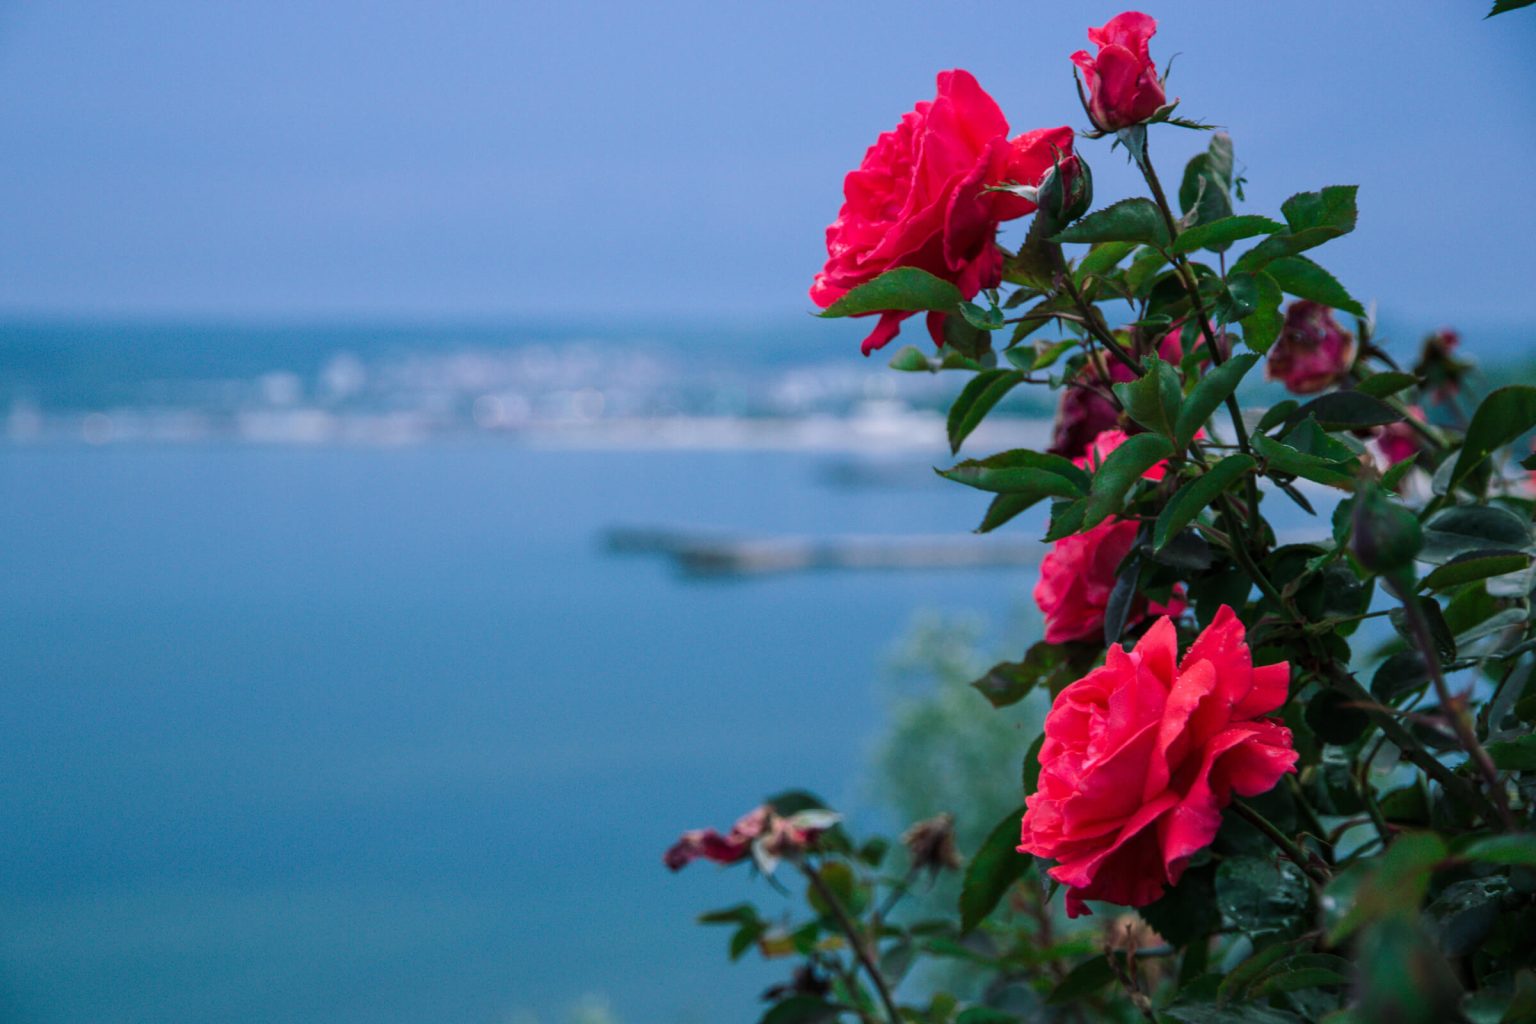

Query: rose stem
1231;800;1330;885
800;860;902;1024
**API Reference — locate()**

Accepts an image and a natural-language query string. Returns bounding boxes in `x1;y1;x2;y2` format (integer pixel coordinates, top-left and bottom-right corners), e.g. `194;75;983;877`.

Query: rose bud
1350;482;1423;578
901;813;962;878
1265;301;1357;394
1019;606;1298;917
1071;12;1168;133
810;70;1075;354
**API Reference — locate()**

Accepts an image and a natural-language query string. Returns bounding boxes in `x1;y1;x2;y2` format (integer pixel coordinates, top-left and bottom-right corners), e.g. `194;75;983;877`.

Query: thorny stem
1232;799;1330;885
1060;272;1145;377
1136;134;1264;541
1390;579;1515;829
801;861;902;1024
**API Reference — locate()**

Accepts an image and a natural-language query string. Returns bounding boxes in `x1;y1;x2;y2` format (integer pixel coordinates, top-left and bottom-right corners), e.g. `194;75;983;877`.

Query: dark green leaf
1154;455;1255;550
1103;539;1143;645
888;344;983;373
1487;735;1536;771
1450;385;1536;492
1162;1003;1303;1024
1421;551;1531;591
940;449;1090;496
1216;938;1308;1005
1022;733;1045;797
1046;956;1115;1004
1213;272;1259;324
1171;215;1284;255
1281;185;1359;237
976;493;1034;534
1083;433;1174;529
969;659;1037;709
947;370;1025;454
1112;355;1182;439
1052;197;1170;248
1286;391;1400;432
1306;687;1370;745
1421;504;1532;564
1257;399;1299;432
959;806;1030;932
1355;371;1418;399
698;903;760;926
1138;862;1219;947
819;266;962;318
955;1010;1020;1024
1490;0;1536;14
1389;596;1456;665
1265;255;1367;318
1372;650;1428;703
1175;354;1260;450
759;996;843;1024
1327;832;1448;944
1254;433;1356;488
1216;856;1310;937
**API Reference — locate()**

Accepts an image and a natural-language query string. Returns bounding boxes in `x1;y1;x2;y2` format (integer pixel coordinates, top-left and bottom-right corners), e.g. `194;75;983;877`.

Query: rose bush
672;10;1536;1024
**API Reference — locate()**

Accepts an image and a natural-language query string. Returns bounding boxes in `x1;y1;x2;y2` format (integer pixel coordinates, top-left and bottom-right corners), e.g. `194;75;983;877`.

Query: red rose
1265;301;1357;394
1071;12;1167;133
811;70;1075;355
1019;606;1298;917
1034;429;1183;643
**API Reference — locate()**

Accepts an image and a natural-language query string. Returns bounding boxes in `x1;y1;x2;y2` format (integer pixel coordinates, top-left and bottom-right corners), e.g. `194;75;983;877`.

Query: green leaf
1112;354;1182;438
1171;215;1284;255
976;493;1033;534
698;903;760;926
760;996;843;1024
1327;831;1448;943
819;267;962;318
1175;354;1260;450
1306;688;1370;745
1258;399;1299;432
887;344;983;373
959;806;1030;932
1282;185;1359;237
806;861;866;917
1461;833;1536;866
969;659;1037;709
1216;938;1309;1005
1022;732;1046;797
1076;240;1138;278
958;300;1004;331
940;449;1090;496
1243;272;1285;353
1450;385;1536;492
1264;255;1367;318
1083;433;1175;529
1285;391;1400;432
1254;433;1356;488
955;1010;1020;1024
1355;372;1418;399
1052;197;1170;248
1422;551;1531;591
1372;650;1428;703
1138;863;1220;947
1046;956;1116;1004
1489;0;1536;14
1487;735;1536;771
947;370;1025;454
1217;856;1309;937
1421;505;1533;563
1178;134;1235;230
1155;455;1254;550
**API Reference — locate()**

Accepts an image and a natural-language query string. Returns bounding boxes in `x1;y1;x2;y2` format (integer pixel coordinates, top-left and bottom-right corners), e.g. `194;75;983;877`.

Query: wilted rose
1265;301;1356;394
811;69;1075;354
1019;607;1298;916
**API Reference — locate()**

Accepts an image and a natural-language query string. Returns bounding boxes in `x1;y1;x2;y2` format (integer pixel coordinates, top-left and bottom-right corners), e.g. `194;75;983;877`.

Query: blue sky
0;1;1531;323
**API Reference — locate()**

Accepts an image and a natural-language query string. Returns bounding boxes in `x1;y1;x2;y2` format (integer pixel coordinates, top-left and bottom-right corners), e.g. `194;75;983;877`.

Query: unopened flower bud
1351;483;1422;577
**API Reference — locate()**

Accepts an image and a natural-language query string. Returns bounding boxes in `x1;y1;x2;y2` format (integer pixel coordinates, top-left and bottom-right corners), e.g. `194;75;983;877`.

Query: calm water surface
0;443;1040;1023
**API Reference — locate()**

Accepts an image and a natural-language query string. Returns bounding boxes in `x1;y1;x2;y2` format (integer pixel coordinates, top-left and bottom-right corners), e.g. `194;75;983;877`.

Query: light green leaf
1242;272;1285;353
940;449;1090;495
1112;355;1182;438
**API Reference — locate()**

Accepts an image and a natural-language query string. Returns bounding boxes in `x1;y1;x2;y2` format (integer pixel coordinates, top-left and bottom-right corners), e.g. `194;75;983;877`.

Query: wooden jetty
604;527;1043;578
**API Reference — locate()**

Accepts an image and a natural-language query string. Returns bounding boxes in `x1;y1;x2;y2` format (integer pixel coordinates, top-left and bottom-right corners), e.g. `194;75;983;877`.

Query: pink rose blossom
1071;12;1167;132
